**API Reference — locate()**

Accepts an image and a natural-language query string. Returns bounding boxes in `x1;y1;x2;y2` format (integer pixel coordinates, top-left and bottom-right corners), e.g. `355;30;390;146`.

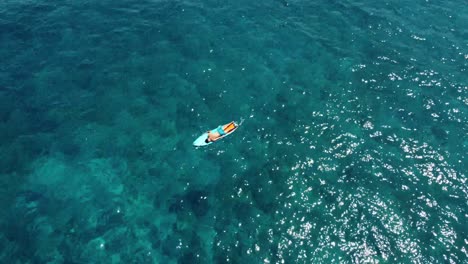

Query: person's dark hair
205;138;210;143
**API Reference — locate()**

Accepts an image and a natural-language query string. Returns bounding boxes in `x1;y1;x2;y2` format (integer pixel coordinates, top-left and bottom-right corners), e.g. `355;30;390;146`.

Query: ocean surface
0;0;467;263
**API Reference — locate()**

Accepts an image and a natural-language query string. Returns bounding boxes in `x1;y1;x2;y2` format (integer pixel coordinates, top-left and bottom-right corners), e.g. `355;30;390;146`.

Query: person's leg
223;122;236;133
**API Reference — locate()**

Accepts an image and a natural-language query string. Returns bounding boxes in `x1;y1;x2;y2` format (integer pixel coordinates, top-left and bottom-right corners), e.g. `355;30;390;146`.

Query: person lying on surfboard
205;122;237;143
193;119;243;147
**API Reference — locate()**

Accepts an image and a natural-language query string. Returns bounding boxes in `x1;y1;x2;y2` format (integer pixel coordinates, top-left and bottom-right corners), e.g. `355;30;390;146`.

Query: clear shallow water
0;0;467;263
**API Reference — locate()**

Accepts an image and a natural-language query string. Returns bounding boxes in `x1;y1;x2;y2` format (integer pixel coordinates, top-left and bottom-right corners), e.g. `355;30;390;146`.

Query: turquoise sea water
1;0;467;263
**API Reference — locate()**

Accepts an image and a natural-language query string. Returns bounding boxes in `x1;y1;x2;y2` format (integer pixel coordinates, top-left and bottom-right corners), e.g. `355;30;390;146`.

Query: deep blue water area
0;0;467;263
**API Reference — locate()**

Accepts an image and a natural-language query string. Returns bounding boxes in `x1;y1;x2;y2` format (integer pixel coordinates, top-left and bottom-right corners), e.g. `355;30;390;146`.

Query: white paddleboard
193;121;239;147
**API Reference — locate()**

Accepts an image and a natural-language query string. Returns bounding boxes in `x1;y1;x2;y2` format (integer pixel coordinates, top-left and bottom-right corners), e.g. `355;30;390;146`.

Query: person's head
205;137;211;143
